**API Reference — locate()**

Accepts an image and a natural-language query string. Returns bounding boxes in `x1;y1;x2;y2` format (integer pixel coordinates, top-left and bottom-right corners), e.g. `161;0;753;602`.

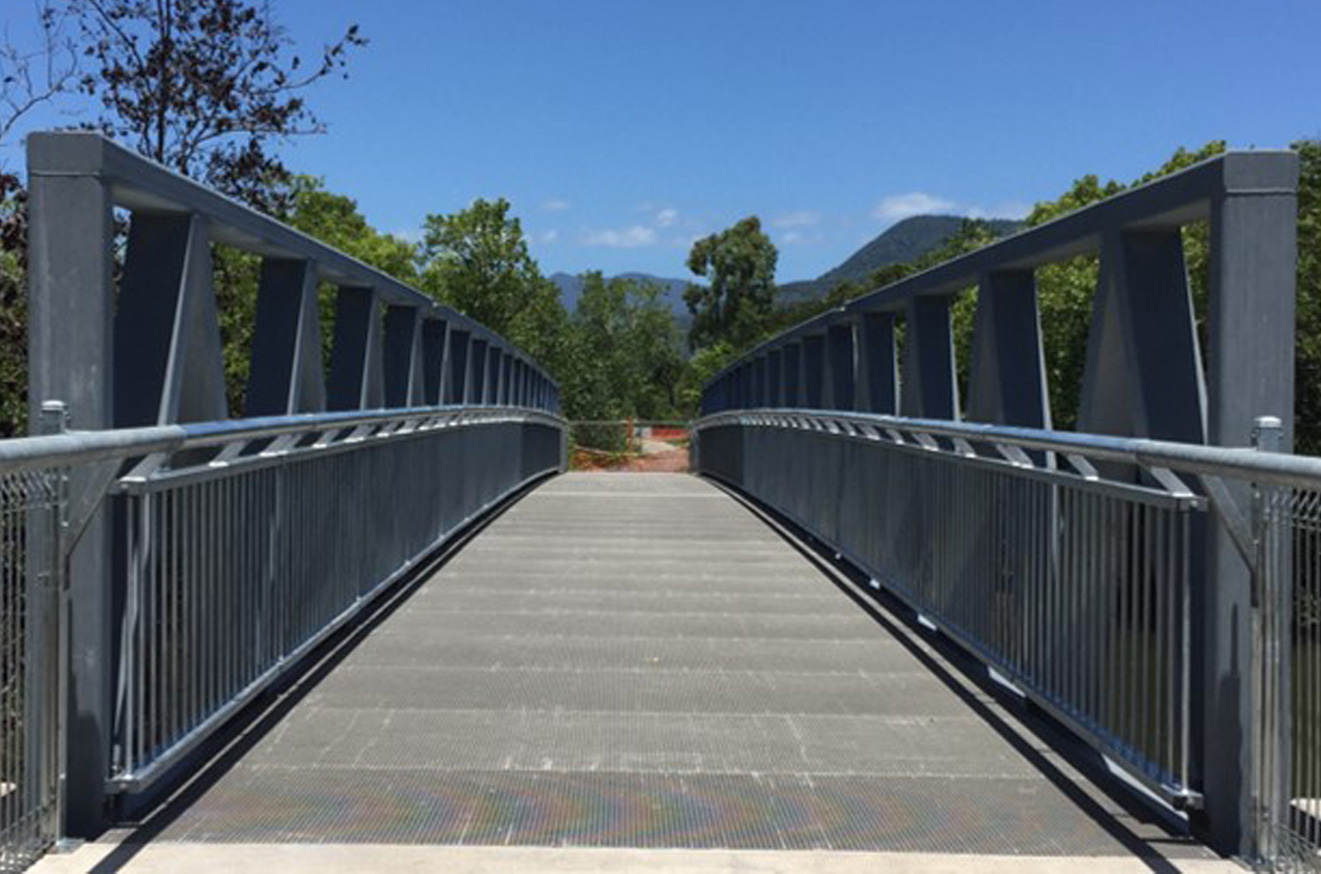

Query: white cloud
772;210;821;229
582;225;658;248
540;229;559;244
541;198;571;212
780;230;824;246
872;192;958;224
655;208;679;228
872;192;1030;226
392;227;424;245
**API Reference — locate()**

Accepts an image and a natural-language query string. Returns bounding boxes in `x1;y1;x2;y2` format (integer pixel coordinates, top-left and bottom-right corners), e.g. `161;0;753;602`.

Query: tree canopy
65;0;365;210
683;216;777;352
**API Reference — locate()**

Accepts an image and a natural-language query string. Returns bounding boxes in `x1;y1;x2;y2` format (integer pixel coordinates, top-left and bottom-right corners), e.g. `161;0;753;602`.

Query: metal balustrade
0;466;61;873
2;131;569;855
696;149;1304;861
108;406;563;792
694;409;1321;869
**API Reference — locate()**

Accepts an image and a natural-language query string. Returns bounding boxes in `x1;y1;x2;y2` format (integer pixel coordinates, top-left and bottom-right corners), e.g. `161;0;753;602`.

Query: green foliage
418;197;545;336
675;341;737;416
559;272;684;420
683;216;777;352
64;0;366;212
0;174;25;437
1295;139;1321;454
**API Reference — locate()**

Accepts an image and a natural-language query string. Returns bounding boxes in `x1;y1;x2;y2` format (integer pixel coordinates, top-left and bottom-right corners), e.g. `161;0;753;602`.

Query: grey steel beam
421;318;448;406
826;322;856;411
901;296;958;420
327;287;384;411
857;311;898;414
246;259;326;416
783;343;802;408
383;305;426;408
447;330;470;405
966;270;1049;428
1078;230;1205;442
114;213;228;426
470;339;489;406
803;336;825;409
767;349;783;408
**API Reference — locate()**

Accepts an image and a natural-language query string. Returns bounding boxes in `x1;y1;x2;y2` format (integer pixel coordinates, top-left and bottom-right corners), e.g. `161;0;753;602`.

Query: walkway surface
42;473;1225;871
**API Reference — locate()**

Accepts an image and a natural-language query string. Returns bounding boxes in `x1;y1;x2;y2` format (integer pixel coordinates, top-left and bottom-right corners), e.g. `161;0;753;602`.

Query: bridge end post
25;133;119;838
1195;151;1299;857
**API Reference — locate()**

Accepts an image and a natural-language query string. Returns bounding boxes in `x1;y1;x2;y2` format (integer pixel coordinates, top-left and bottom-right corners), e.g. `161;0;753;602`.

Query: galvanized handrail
694;408;1321;864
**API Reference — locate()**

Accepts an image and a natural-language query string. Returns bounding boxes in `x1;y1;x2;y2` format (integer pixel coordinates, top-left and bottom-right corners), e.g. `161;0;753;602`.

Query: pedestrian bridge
1;133;1316;872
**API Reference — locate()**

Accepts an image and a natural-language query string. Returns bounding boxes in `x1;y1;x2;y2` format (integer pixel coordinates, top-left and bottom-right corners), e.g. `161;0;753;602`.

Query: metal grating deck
129;473;1214;859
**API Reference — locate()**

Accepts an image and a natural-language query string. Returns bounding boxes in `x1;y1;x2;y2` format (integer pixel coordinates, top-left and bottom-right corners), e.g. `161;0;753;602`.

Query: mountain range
548;214;1023;317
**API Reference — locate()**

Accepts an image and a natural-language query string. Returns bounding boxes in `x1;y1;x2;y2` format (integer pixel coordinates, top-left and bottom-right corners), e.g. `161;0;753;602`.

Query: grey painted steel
383;305;425;409
108;407;564;794
0;405;564;856
693;408;1321;867
420;319;448;406
967;270;1049;428
24;131;556;420
24;149;118;843
699;149;1300;858
856;312;898;415
326;287;385;411
901;296;957;419
826;322;855;411
0;458;63;871
117;473;1209;863
448;330;471;406
696;410;1202;810
246;260;326;416
23;131;561;841
113;214;227;427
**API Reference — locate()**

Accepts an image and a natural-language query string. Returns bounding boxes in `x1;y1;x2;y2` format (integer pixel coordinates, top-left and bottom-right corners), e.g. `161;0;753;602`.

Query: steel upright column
966;270;1049;428
383;305;426;408
826;322;856;411
26;134;117;837
1197;152;1299;855
901;296;957;420
246;259;326;416
327;287;385;410
856;311;898;414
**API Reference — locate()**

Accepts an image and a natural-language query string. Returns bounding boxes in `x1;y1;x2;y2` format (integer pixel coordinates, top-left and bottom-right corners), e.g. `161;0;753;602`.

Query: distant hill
550;272;694;319
776;214;1022;304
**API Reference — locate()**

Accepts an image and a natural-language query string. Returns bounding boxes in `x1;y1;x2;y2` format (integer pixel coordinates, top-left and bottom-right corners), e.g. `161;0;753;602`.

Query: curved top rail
27;132;550;383
697;408;1321;490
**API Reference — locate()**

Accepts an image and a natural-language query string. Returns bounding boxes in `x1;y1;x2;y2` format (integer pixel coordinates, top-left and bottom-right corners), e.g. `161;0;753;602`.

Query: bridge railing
693;410;1317;869
695;149;1303;861
6;131;568;852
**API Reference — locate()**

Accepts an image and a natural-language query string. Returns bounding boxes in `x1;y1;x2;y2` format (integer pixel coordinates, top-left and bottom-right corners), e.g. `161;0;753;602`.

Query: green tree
675;340;736;417
683;216;777;352
65;0;366;211
417;197;547;336
1295;139;1321;454
560;272;683;420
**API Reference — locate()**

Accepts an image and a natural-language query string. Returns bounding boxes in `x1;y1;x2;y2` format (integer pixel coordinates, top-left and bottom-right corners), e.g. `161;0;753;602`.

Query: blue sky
4;0;1319;283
